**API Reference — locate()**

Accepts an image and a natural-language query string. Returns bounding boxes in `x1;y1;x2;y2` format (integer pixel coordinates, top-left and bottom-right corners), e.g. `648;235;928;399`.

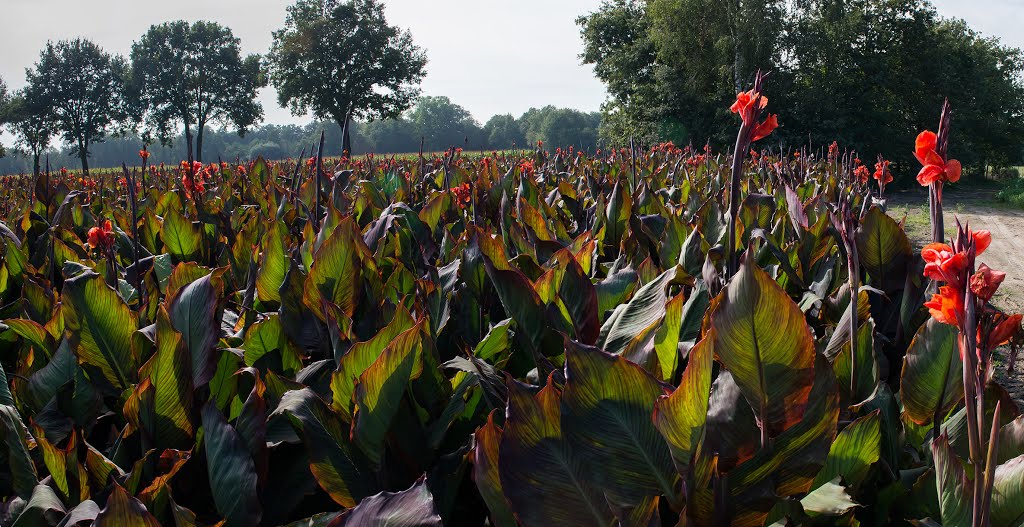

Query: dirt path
888;188;1024;404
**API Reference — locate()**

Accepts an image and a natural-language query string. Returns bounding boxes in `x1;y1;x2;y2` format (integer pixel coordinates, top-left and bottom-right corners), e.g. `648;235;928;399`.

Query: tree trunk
341;116;352;156
184;121;194;162
196;123;205;163
32;151;40;178
79;143;90;178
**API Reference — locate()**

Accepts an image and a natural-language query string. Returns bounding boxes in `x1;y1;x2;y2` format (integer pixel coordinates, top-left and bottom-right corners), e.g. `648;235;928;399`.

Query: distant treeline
0;98;601;174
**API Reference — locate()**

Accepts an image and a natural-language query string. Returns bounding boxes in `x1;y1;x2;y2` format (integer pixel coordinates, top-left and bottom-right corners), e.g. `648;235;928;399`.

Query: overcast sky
0;0;1021;128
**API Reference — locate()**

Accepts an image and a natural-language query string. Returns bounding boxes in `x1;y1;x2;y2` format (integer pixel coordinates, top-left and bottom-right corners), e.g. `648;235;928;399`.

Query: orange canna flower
139;149;150;160
914;130;961;186
922;243;967;285
730;90;779;142
88;220;115;251
873;160;893;187
855;165;870;184
925;285;964;326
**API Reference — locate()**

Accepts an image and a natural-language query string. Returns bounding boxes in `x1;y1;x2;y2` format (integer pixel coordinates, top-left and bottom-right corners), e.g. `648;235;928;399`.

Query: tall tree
130;21;266;162
483;114;526;149
268;0;427;154
4;87;53;177
408;96;481;151
0;76;8;158
25;38;129;177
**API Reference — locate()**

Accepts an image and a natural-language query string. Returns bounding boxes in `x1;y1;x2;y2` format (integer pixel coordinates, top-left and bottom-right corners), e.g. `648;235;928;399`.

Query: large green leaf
991;455;1024;527
717;358;840;527
561;341;676;505
331;477;442;527
303;216;364;321
811;411;882;490
242;314;302;375
598;266;679;370
352;322;423;467
11;484;65;527
256;220;288;305
708;258;815;437
160;207;203;262
0;405;38;499
201;401;262;527
330;305;415;420
93;483;160;527
855;206;911;292
900;319;962;426
932;433;972;527
472;412;516;527
653;337;713;477
273;388;376;507
62;269;139;391
148;308;194;450
167;268;225;388
474;228;547;357
499;379;613;527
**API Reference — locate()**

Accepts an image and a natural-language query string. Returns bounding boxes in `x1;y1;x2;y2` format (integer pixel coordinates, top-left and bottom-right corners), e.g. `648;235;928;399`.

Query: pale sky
0;0;1021;129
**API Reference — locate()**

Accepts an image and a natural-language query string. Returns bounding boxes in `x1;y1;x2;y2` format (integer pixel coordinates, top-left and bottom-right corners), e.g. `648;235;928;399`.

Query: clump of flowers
730;89;779;142
873;158;893;193
451;183;471;209
88;219;116;252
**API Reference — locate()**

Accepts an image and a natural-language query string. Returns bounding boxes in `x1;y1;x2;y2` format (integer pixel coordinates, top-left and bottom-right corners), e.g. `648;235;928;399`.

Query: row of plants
0;78;1022;526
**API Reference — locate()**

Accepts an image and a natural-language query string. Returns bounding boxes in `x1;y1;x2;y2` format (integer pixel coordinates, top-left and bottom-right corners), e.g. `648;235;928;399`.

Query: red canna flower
88;220;115;252
452;183;471;209
925;285;964;326
139;149;150;161
855;165;870;184
970;264;1006;302
914;130;961;186
988;313;1023;347
873;160;893;190
922;243;968;285
730;90;779;142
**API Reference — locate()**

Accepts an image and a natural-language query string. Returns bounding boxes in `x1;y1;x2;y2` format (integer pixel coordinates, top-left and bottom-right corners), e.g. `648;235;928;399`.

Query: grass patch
887;201;931;247
996;173;1024;208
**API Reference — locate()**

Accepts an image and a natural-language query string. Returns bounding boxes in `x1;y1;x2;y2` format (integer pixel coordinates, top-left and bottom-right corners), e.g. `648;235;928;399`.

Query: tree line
578;0;1024;173
0;100;601;174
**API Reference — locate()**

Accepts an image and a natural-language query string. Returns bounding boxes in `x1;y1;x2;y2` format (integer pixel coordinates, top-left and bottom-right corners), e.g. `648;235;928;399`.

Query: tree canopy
268;0;428;153
4;87;53;176
130;20;266;162
25;38;130;176
579;0;1024;174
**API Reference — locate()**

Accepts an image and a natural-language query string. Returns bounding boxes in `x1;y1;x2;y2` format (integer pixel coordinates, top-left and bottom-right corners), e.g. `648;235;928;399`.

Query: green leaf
256;220;288;305
330;477;442;527
812;411;882;490
722;357;840;526
991;455;1024;527
331;305;415;420
242;314;302;375
707;258;815;437
652;337;712;477
303;217;364;321
201;401;262;527
273;388;376;508
799;479;859;517
62;269;139;391
0;405;38;499
598;266;678;370
472;412;517;527
149;308;194;450
352;322;423;467
167;268;225;388
900;319;962;426
161;207;203;262
498;379;613;526
561;341;677;506
932;433;972;527
11;484;65;527
855;206;911;292
93;483;160;527
653;292;685;381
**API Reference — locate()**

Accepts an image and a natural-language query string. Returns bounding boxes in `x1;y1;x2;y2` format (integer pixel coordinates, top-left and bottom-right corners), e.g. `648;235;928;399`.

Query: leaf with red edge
328;477;442;527
472;411;516;527
93;482;160;527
